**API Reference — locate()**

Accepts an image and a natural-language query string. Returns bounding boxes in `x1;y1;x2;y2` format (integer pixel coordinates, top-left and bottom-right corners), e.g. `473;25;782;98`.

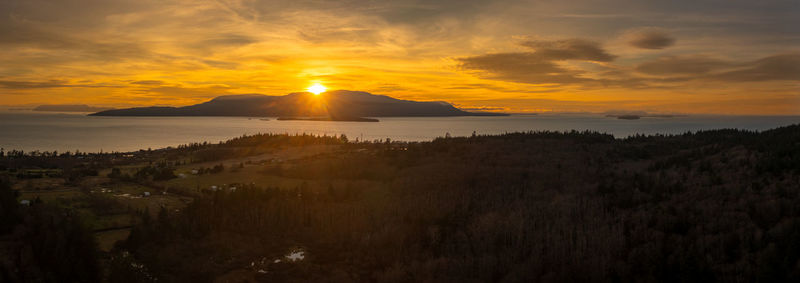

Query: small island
606;113;683;120
616;115;641;120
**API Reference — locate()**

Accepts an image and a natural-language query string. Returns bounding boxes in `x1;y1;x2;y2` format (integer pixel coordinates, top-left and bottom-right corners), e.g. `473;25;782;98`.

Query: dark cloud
458;52;590;85
624;28;676;49
0;22;76;48
636;53;800;82
457;38;614;85
711;53;800;82
0;80;72;89
130;80;164;85
460;35;799;89
520;39;616;62
0;80;120;89
636;55;732;75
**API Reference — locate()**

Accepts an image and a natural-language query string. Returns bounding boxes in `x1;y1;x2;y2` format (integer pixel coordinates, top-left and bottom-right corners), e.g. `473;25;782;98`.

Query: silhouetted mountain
89;90;506;117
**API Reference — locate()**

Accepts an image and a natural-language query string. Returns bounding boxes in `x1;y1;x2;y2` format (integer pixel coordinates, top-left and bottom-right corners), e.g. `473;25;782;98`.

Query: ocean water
1;111;798;153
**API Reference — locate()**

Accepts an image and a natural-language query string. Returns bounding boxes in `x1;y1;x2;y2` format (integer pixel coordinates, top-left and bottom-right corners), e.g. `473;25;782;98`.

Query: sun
307;83;327;95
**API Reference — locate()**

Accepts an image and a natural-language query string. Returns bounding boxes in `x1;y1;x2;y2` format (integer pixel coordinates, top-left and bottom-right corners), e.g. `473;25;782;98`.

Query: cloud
197;34;257;48
130;80;164;85
458;53;589;85
635;53;800;82
0;16;157;64
1;0;798;114
520;39;616;62
0;80;120;89
456;38;614;85
0;80;72;89
711;53;800;82
0;24;69;48
460;36;799;90
134;85;237;98
623;28;676;49
201;59;240;69
444;83;561;93
636;55;732;75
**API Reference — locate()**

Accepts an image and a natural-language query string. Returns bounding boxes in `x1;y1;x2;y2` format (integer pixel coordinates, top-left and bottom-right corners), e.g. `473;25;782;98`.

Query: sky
1;0;799;114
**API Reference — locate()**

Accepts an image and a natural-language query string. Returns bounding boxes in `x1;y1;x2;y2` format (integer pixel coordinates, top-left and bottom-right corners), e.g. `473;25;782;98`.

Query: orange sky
1;0;798;114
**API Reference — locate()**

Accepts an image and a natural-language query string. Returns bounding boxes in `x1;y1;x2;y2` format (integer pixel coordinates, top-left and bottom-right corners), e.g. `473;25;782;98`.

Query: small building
20;199;31;206
143;192;150;197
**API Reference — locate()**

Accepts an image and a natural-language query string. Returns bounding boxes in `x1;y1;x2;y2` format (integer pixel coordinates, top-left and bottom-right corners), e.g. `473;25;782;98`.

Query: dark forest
2;125;800;282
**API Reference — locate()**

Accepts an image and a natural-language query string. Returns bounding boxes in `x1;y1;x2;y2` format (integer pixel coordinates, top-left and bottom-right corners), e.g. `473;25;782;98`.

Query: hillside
89;90;505;118
2;125;800;281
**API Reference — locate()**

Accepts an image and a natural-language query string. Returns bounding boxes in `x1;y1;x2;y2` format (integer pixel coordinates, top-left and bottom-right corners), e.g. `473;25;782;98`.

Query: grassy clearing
19;189;82;204
95;228;131;252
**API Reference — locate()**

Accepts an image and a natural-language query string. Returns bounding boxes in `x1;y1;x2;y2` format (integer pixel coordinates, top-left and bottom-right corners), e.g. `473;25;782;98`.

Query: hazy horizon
4;89;800;117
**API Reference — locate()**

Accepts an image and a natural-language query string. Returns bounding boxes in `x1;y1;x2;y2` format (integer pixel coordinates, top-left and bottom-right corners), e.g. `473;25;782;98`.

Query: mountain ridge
89;90;507;117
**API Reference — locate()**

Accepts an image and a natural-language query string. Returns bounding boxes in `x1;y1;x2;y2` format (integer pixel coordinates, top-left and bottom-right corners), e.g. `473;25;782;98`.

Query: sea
1;111;798;153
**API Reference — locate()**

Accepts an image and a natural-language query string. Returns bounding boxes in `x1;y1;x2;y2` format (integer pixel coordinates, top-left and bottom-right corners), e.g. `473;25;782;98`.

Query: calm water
1;111;798;153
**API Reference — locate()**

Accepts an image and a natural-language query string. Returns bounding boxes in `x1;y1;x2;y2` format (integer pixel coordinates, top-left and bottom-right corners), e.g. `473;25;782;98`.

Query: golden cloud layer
1;0;798;114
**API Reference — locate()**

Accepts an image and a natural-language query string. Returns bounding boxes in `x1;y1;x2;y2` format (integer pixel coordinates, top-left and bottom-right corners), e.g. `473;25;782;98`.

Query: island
615;114;641;120
606;113;684;120
90;90;508;118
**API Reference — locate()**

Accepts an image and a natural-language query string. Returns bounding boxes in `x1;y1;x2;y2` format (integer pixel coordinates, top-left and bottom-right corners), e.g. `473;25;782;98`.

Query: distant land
603;110;682;120
35;104;114;112
605;114;682;120
90;90;507;118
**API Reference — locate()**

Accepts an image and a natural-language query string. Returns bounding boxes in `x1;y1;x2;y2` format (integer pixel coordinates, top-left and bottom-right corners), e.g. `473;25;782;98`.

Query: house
143;192;150;197
20;199;31;206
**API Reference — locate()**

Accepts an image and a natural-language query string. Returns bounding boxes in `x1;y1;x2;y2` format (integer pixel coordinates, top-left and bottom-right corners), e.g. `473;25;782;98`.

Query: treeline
112;125;800;282
0;178;99;282
178;133;349;163
0;133;349;172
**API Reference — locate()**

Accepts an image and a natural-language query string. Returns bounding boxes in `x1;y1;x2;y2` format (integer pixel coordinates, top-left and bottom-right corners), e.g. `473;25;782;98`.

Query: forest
1;125;800;282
